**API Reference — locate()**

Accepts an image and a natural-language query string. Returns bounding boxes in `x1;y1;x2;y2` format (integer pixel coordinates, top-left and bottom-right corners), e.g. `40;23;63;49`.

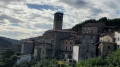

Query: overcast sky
0;0;120;40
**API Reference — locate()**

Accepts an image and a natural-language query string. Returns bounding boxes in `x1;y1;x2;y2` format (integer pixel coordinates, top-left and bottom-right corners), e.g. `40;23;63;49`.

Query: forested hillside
72;17;120;31
0;36;20;51
0;37;13;50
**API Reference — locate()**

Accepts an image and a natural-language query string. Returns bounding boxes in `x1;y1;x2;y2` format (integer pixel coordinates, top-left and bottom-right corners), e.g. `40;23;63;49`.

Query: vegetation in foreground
0;50;17;67
17;49;120;67
77;49;120;67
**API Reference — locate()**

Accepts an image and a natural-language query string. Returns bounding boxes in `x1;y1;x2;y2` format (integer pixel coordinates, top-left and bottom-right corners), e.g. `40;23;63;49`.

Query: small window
86;56;88;59
43;51;44;54
66;42;67;44
66;47;67;50
90;35;93;39
86;50;88;52
117;45;120;48
119;37;120;41
51;45;52;48
51;40;54;43
70;42;72;44
70;47;72;50
108;46;110;49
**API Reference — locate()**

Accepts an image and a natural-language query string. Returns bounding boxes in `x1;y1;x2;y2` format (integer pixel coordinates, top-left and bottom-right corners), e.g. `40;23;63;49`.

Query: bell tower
53;12;63;30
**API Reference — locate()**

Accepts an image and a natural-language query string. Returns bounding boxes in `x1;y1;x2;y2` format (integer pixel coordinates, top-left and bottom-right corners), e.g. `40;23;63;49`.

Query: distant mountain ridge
0;36;21;51
0;36;20;44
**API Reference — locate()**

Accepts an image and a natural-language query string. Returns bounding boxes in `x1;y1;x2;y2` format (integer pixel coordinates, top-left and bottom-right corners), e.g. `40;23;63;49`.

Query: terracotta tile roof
101;32;114;38
83;22;106;27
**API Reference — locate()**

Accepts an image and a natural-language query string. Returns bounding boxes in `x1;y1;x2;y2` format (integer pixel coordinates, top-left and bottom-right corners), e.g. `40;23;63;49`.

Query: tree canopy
72;17;120;31
0;50;17;67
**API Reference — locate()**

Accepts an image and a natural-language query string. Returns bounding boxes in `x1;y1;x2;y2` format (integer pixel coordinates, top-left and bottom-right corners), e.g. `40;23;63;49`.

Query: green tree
32;59;58;67
15;61;33;67
0;50;17;67
98;17;108;22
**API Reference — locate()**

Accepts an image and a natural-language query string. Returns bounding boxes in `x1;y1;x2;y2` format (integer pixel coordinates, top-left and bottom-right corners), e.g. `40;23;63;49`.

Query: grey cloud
34;23;52;29
60;0;89;8
90;8;103;16
106;1;118;9
0;14;23;23
0;0;25;2
60;0;103;16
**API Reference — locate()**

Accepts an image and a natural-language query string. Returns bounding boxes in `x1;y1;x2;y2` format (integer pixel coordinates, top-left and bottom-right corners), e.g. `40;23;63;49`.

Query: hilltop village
18;12;120;63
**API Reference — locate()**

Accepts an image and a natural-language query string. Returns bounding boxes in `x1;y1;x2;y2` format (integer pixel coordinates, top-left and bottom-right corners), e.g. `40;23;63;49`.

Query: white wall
72;46;79;63
16;55;31;64
114;31;120;48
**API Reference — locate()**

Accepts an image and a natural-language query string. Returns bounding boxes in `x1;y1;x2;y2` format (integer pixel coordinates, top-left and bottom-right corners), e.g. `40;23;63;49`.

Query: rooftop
83;22;106;27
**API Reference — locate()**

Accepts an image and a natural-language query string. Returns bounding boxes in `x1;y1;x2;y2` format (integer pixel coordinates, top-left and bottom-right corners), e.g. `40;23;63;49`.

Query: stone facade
77;34;99;60
53;12;63;30
98;33;115;56
72;22;106;62
60;36;76;60
21;41;34;55
82;22;106;34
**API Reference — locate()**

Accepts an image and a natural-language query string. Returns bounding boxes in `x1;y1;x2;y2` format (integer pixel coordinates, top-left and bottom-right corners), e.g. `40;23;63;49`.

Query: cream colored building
99;33;115;56
114;30;120;48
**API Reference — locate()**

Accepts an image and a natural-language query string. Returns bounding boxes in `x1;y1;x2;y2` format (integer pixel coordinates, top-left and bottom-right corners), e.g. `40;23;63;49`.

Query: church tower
53;12;63;30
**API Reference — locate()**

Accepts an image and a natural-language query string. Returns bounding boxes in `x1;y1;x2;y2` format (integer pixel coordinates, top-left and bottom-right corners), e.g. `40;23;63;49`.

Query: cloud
0;0;120;39
60;0;90;8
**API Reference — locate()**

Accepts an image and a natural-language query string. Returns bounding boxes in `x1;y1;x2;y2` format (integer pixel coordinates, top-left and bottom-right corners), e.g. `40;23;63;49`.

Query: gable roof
100;32;114;38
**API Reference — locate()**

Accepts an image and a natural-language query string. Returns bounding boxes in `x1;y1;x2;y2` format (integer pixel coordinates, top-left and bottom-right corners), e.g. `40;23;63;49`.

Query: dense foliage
0;50;17;67
72;17;120;31
32;59;72;67
15;61;33;67
77;49;120;67
32;59;58;67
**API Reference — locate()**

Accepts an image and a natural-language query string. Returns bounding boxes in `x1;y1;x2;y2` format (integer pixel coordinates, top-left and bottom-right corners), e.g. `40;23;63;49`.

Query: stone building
60;36;76;62
98;33;115;56
53;12;63;30
33;12;77;60
20;12;119;62
114;30;120;48
21;36;42;55
34;42;52;60
76;34;99;61
72;22;106;62
82;22;106;34
21;41;34;55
